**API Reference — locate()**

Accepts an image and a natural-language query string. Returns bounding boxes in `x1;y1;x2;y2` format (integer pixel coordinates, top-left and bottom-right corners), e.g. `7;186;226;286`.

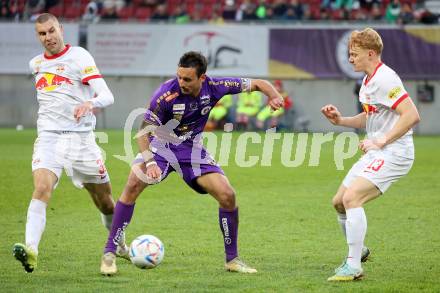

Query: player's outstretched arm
250;79;284;111
321;104;366;128
136;120;161;180
73;78;114;122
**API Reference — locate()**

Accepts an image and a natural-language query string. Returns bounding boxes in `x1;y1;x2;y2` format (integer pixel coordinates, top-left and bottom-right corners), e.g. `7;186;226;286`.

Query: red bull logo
362;103;378;115
35;73;73;91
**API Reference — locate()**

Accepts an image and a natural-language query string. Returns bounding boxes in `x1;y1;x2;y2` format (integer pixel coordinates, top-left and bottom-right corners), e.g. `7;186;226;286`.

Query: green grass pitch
0;129;439;292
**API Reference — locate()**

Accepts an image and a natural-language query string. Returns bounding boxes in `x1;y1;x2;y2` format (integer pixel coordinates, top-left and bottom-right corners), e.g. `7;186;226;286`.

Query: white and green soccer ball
129;234;164;269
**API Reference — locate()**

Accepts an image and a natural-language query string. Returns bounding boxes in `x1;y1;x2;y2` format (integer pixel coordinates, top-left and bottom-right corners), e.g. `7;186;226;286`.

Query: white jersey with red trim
359;63;414;158
30;45;103;132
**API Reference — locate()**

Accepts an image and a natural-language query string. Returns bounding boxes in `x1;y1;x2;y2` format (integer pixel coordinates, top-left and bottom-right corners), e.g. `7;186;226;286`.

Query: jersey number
365;158;385;172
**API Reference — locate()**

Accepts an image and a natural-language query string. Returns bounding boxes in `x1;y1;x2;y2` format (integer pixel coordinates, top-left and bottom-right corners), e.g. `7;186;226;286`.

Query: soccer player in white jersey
321;28;420;281
12;13;128;273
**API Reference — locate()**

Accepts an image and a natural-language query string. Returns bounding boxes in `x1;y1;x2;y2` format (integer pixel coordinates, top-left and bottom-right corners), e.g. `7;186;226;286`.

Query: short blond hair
349;28;383;55
35;13;59;24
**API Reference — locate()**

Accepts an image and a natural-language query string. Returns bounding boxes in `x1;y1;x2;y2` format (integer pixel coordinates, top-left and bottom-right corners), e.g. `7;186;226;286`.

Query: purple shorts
133;152;224;194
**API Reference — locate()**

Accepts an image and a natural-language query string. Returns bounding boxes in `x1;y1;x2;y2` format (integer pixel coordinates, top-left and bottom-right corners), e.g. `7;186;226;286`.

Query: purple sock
104;200;135;254
219;207;239;262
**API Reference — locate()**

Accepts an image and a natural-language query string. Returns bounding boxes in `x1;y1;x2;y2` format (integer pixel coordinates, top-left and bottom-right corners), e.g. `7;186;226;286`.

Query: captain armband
241;78;251;92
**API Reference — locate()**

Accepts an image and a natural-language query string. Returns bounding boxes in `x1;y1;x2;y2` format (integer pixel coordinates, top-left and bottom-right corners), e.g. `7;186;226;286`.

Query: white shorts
342;149;413;193
32;131;110;188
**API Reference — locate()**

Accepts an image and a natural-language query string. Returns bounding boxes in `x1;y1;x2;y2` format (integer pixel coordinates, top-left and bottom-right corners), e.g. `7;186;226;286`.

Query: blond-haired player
12;13;127;273
321;28;420;281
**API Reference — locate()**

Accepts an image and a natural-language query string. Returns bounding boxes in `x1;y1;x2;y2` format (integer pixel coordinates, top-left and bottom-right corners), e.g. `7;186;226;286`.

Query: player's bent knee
33;183;53;200
342;190;361;209
121;177;146;203
219;189;236;210
332;195;345;213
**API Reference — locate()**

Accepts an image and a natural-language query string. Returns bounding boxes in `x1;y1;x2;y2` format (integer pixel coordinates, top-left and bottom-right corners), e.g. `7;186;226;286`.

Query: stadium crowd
0;0;439;24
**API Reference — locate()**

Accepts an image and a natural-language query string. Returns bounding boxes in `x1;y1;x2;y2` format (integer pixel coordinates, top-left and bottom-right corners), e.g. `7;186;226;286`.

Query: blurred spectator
101;2;119;21
385;0;401;23
82;1;101;23
209;9;225;24
399;3;414;24
190;9;203;23
369;3;383;21
272;0;288;20
333;0;354;10
256;80;293;130
321;0;335;9
255;1;266;20
45;0;59;11
140;0;163;8
286;0;304;20
236;91;263;130
104;0;124;10
151;3;169;21
359;0;381;12
236;0;257;21
172;6;190;24
0;1;13;19
320;7;331;20
222;0;236;21
206;94;234;131
24;0;45;20
416;8;439;24
265;7;275;20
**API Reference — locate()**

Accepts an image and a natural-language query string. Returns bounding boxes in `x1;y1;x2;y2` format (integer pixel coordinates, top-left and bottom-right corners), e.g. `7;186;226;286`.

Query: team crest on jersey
388;87;402;99
56;65;65;74
201;106;212;115
189;102;198;111
200;95;210;105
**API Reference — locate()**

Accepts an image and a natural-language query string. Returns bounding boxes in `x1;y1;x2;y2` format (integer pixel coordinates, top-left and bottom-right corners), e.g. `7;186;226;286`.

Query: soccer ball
129;234;164;269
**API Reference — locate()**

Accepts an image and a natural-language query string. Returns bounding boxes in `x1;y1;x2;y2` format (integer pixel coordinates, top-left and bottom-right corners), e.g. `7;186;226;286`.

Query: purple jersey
141;76;250;191
145;76;249;137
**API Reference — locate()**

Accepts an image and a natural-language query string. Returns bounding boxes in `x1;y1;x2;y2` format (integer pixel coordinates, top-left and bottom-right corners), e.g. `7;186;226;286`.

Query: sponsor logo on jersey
388;86;402;99
200;95;210;105
35;73;73;91
173;103;185;111
362;103;378;114
224;80;240;88
82;66;99;75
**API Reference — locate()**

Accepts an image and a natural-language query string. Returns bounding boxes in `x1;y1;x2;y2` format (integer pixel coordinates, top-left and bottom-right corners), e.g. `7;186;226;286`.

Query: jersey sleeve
209;77;251;101
376;71;409;110
76;48;103;85
144;86;172;126
29;56;40;74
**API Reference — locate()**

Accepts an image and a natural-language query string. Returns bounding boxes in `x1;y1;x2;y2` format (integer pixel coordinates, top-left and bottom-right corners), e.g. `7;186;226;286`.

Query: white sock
337;212;347;238
345;207;367;270
25;199;47;254
101;213;126;246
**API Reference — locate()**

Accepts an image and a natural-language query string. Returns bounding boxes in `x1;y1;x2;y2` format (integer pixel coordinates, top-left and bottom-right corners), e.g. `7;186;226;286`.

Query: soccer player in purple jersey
100;51;284;275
